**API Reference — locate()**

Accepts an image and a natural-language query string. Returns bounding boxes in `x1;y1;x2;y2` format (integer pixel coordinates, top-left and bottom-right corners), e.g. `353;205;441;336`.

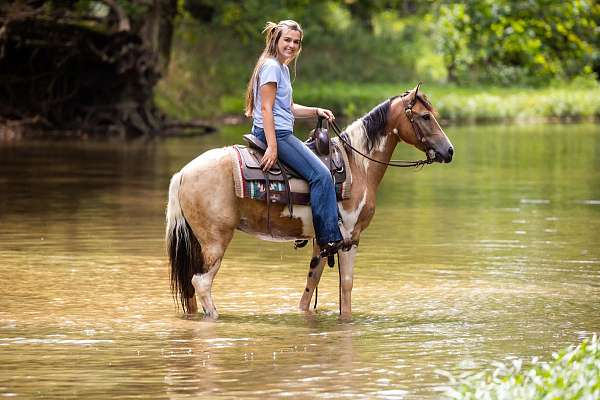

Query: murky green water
1;123;599;399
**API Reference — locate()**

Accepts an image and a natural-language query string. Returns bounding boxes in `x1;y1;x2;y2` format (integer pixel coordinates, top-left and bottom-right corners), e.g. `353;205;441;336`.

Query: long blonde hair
244;20;303;118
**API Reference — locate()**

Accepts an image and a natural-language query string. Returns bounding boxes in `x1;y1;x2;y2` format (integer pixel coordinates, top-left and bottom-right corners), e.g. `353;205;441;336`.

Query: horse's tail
165;171;204;313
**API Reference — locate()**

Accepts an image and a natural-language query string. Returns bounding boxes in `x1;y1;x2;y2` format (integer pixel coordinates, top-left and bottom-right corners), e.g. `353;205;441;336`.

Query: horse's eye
422;113;431;121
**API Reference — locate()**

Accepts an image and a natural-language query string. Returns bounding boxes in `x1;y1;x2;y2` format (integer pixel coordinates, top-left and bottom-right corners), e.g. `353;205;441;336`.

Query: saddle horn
314;116;330;156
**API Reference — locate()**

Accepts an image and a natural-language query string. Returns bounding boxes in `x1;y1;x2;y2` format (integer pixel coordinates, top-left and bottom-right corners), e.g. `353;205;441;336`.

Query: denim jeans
252;127;343;245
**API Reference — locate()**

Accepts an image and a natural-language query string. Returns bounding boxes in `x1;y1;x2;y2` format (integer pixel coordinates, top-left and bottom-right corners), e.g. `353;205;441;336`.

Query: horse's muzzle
435;146;453;163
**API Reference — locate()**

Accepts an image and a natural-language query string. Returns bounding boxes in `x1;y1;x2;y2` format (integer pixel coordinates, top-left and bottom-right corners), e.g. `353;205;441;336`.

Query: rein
326;95;435;168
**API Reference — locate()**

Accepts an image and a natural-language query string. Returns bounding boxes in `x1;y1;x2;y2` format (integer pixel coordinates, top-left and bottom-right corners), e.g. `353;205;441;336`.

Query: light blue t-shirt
252;58;294;131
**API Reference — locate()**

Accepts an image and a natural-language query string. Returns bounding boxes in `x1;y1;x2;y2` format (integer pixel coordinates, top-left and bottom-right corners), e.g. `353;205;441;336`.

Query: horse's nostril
448;147;454;157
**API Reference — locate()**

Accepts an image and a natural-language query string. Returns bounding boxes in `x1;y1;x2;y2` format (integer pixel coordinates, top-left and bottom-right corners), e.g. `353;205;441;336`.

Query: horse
165;83;454;320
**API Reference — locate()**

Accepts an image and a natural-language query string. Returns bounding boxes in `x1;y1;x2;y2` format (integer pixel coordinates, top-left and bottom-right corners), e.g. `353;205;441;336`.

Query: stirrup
319;239;352;258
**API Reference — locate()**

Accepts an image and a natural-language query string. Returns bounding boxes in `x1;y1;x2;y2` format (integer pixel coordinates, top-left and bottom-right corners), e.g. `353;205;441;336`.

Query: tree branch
100;0;130;32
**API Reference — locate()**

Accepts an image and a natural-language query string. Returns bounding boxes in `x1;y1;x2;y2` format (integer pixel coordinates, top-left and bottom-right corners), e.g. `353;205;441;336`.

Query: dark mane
361;99;391;153
358;92;435;153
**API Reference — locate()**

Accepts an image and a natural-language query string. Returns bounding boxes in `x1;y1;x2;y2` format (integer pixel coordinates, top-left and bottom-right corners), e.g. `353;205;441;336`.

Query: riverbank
157;79;600;126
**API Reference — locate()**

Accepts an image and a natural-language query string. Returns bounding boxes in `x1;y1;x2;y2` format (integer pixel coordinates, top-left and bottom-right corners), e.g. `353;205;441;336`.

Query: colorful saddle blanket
229;137;352;206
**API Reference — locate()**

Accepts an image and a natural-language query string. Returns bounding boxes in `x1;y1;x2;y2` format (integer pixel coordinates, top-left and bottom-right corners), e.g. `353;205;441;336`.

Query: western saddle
238;118;348;208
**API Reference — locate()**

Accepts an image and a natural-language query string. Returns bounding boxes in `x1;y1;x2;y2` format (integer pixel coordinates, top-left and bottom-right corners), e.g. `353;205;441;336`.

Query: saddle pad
229;141;352;206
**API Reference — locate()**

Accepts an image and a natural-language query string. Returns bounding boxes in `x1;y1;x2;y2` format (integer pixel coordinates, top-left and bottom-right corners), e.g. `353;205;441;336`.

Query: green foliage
156;0;600;119
441;335;600;399
213;80;600;123
435;0;600;85
156;8;426;118
182;0;331;42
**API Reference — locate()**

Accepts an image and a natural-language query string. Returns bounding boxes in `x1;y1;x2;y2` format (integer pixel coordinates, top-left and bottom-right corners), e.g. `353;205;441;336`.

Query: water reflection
1;123;599;399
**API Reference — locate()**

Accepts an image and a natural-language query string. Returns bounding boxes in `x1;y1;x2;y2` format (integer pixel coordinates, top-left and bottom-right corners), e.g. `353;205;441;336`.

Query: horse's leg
338;247;357;319
191;260;222;321
189;226;235;321
299;245;326;312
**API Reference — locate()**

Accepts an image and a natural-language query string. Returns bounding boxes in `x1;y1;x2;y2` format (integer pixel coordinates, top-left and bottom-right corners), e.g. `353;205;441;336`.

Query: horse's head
388;83;454;163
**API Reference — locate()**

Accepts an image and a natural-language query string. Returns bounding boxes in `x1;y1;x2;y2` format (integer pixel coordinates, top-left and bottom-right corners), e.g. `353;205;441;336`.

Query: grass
216;81;600;124
440;335;600;399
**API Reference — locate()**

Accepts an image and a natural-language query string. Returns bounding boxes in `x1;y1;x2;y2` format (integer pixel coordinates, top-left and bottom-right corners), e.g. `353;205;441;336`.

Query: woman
245;20;343;257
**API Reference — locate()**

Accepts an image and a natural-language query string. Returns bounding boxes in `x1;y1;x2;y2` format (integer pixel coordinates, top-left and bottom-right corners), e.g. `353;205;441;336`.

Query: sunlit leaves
435;0;599;85
442;335;600;399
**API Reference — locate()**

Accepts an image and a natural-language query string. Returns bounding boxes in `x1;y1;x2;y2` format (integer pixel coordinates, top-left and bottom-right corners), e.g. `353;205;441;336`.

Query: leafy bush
435;0;600;86
441;335;600;400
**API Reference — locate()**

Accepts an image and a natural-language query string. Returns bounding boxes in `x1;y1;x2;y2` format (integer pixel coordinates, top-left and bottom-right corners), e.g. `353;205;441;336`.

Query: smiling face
276;28;302;64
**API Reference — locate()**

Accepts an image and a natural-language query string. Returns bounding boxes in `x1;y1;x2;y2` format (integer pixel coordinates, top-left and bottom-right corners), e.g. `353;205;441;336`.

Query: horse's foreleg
191;258;222;321
299;246;326;312
338;247;357;319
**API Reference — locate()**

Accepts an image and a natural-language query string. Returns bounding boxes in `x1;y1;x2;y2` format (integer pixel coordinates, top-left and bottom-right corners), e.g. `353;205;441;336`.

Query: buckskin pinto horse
166;83;454;320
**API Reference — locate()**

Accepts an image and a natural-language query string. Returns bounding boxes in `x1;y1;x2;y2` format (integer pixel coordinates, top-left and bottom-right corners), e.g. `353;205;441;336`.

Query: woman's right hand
260;145;278;171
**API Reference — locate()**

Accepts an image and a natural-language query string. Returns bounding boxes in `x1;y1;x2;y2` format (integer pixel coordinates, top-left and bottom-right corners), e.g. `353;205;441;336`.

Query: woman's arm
260;82;278;172
292;103;335;121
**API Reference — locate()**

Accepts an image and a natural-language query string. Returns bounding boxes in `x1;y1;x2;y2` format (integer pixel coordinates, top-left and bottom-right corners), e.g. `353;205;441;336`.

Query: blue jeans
252;127;343;245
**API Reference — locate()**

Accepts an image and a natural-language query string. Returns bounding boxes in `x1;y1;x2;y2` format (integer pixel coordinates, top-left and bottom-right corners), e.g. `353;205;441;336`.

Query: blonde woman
245;20;343;256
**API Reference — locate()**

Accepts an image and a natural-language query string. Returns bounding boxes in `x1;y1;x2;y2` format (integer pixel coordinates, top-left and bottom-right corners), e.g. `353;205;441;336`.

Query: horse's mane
343;99;391;157
343;92;436;158
362;99;391;153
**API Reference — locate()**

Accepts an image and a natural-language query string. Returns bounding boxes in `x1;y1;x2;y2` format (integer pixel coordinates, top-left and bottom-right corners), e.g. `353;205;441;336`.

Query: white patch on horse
344;119;369;173
281;205;315;237
339;191;367;238
253;234;296;242
374;133;387;154
344;119;387;173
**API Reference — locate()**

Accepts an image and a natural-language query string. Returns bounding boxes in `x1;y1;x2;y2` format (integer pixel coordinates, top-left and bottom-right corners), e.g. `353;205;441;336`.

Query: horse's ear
414;82;422;97
406;82;422;106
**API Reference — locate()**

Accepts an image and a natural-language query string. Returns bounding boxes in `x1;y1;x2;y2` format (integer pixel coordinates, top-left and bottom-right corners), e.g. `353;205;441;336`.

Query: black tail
166;172;204;314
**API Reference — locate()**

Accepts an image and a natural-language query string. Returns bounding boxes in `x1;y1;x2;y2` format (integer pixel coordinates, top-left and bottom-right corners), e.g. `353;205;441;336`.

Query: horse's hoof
338;313;352;322
202;312;219;322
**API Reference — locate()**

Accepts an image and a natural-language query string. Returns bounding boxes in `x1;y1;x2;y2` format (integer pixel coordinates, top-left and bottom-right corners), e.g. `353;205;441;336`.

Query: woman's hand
260;145;278;172
316;107;335;122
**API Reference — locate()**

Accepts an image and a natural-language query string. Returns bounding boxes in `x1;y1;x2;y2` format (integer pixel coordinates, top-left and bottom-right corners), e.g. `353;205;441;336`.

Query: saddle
230;118;351;216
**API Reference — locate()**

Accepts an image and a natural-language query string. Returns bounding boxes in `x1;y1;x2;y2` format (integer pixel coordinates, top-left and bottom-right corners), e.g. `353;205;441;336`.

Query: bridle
328;92;436;168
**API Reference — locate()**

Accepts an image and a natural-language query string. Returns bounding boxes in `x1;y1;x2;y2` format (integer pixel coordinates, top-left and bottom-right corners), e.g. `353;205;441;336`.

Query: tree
0;0;196;138
435;0;600;85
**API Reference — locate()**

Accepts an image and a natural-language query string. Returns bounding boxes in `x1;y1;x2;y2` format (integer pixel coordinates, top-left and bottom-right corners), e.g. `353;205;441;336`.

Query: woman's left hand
316;107;335;122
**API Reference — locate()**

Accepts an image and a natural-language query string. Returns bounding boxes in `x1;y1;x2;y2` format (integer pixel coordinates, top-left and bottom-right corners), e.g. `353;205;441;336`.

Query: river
1;122;599;398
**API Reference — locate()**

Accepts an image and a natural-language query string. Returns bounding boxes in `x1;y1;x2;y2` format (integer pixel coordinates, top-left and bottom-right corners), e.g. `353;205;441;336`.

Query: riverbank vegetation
215;79;600;124
442;335;600;399
1;0;598;137
156;0;600;124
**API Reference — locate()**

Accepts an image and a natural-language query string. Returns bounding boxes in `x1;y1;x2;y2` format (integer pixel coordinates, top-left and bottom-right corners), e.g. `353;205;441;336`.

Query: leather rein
327;94;435;168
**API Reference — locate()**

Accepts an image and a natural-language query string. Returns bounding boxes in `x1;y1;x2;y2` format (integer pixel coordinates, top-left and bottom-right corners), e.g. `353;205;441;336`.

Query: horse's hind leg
299;245;327;312
190;230;234;321
192;259;222;320
178;148;239;320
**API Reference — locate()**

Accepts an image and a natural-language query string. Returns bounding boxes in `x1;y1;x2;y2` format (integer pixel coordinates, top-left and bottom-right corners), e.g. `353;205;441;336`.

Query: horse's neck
347;133;398;194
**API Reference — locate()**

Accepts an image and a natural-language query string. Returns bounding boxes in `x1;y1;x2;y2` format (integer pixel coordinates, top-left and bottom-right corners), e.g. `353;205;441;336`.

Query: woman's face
276;28;301;63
